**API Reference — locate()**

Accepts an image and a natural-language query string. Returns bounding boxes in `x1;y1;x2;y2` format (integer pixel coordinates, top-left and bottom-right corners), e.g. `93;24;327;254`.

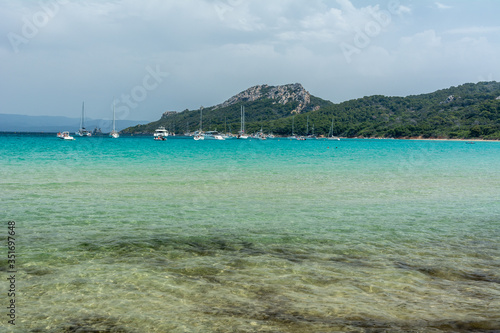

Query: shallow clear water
1;134;500;332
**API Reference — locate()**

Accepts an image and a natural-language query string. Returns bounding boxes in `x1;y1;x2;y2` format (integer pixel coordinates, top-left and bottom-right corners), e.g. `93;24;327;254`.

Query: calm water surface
1;134;500;332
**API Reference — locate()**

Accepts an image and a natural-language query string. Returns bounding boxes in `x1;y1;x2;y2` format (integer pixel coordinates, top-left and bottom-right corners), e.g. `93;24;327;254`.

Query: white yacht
154;126;169;140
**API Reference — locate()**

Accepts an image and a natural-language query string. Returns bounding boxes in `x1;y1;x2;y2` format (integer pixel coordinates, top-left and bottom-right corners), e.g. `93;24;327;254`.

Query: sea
1;133;499;332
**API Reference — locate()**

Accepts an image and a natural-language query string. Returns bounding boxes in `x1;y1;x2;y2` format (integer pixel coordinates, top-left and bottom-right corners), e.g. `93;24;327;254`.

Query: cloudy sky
1;0;500;122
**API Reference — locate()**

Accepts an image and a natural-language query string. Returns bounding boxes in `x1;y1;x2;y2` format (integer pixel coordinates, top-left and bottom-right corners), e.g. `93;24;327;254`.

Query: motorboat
204;131;225;140
193;131;204;140
222;133;235;140
252;129;267;140
58;131;75;140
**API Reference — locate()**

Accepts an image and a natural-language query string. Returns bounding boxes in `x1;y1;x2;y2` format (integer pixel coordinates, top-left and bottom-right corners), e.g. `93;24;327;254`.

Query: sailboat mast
240;105;245;133
80;101;84;130
112;100;116;132
200;107;203;131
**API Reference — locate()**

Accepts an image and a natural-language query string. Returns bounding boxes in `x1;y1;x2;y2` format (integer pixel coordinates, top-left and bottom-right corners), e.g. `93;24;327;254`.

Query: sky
1;0;500;122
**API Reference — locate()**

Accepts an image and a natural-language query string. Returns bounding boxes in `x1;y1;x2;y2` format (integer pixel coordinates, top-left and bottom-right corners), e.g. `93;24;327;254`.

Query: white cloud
435;2;452;10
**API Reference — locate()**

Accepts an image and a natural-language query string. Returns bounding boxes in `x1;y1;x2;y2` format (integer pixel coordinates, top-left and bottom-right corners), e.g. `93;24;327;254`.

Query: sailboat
287;116;297;140
184;121;192;136
109;100;119;138
194;107;204;140
308;121;317;139
237;105;248;139
76;102;92;137
327;118;340;140
306;115;309;136
222;116;234;139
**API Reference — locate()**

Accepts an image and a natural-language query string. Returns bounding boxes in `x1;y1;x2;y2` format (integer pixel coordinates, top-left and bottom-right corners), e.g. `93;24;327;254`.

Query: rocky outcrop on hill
161;111;177;118
215;83;313;114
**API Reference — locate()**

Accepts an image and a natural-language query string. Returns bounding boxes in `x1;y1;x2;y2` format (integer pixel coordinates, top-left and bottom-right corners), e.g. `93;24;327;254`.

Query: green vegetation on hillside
122;95;332;135
123;82;500;139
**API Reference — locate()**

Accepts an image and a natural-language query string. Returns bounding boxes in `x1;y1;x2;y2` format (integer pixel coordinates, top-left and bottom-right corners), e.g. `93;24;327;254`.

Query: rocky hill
122;83;331;135
214;83;317;114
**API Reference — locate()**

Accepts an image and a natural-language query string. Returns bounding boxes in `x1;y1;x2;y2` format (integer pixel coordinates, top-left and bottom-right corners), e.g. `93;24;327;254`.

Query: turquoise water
1;134;500;332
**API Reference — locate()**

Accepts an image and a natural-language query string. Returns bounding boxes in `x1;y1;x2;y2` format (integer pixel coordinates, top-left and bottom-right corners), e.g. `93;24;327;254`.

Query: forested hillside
123;82;500;139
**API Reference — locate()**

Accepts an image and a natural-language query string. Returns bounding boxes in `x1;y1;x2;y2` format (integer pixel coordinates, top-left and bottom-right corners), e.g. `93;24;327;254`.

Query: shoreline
315;135;500;142
1;131;499;142
400;137;499;142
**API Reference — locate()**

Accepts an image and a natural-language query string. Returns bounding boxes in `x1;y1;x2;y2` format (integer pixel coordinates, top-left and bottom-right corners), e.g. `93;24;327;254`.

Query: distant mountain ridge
0;114;148;133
